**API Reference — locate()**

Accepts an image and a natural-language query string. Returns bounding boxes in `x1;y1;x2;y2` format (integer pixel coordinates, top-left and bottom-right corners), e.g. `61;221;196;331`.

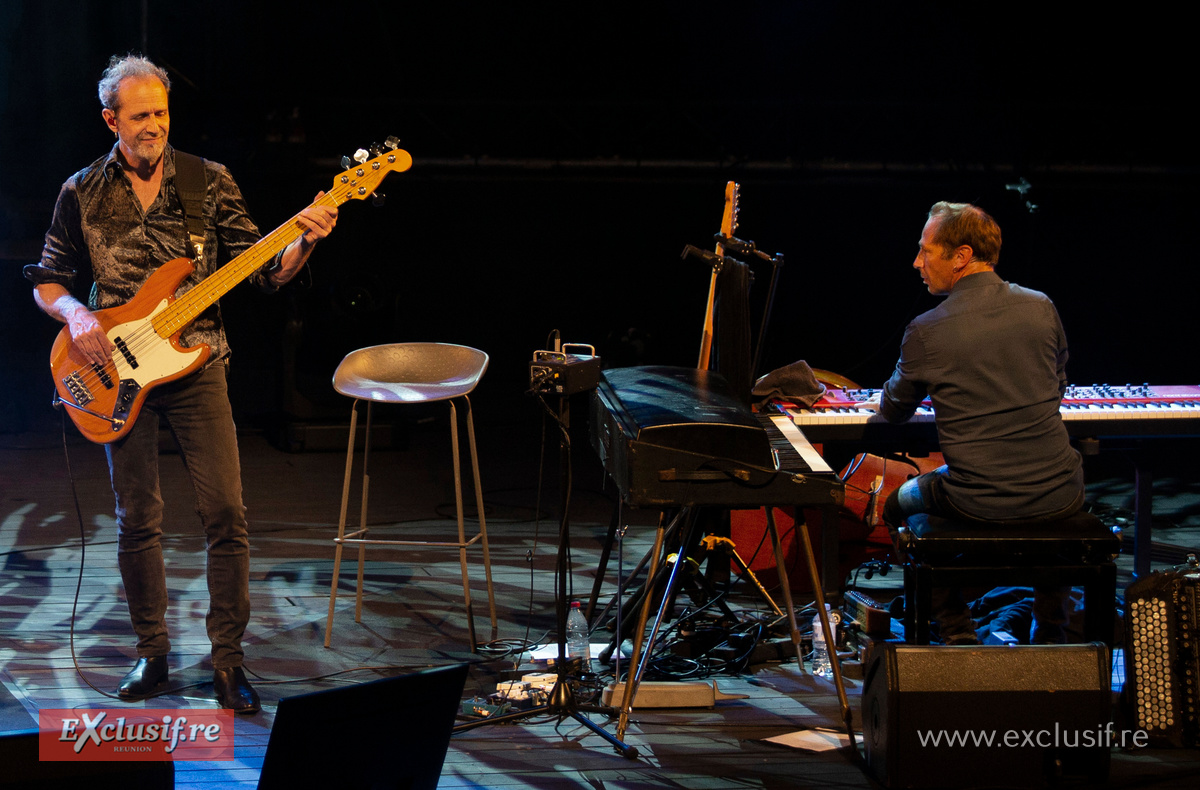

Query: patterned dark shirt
25;144;271;362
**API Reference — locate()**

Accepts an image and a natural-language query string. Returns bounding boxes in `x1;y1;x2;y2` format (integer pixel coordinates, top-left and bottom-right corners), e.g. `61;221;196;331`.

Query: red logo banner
38;709;236;761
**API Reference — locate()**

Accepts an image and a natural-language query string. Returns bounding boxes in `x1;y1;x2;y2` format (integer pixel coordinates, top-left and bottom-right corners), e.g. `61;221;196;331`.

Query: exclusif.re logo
39;709;236;761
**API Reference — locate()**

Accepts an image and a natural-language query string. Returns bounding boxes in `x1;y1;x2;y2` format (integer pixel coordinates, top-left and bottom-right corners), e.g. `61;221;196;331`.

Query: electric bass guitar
49;139;413;444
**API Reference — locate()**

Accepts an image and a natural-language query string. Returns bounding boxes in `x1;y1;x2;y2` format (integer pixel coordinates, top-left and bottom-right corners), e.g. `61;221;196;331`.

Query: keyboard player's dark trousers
883;466;1085;645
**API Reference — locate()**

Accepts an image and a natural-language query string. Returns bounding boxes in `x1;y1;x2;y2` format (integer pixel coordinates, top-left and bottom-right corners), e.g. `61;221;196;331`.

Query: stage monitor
258;662;469;790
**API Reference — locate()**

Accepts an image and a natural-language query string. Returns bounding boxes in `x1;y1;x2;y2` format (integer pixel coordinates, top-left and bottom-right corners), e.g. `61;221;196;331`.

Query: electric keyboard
590;366;843;509
781;384;1200;445
785;384;1200;579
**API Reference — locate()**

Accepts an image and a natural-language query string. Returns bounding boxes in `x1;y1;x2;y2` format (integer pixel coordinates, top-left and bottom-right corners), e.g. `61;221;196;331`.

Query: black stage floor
2;410;1199;788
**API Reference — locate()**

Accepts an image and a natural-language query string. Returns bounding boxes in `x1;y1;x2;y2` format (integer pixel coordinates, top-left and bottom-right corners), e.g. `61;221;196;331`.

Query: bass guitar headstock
329;136;413;206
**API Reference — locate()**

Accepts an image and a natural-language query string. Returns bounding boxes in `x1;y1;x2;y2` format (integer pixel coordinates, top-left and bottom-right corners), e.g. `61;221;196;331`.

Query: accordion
1125;569;1200;747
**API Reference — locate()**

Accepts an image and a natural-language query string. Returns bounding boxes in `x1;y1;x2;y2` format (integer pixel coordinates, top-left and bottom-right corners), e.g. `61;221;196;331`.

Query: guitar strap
174;150;207;265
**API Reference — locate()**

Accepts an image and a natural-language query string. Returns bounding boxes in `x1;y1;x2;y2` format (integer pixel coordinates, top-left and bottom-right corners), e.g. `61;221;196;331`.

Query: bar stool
323;342;497;651
896;510;1120;645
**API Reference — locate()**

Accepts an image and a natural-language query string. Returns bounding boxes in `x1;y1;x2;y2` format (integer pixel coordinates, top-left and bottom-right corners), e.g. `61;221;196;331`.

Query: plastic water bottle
811;604;840;679
566;601;591;665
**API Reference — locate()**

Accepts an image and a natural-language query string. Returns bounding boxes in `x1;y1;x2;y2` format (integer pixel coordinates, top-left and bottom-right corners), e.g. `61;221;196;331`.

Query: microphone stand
712;233;784;380
454;392;638;759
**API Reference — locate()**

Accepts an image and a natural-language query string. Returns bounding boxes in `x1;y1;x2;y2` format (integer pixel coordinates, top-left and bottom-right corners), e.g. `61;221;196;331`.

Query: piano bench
896;509;1120;646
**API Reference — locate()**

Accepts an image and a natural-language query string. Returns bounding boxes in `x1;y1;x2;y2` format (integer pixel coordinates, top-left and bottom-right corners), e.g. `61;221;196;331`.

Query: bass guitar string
60;192;343;401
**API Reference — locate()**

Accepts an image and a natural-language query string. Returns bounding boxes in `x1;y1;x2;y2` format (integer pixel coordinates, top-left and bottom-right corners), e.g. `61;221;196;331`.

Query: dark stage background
1;2;1195;437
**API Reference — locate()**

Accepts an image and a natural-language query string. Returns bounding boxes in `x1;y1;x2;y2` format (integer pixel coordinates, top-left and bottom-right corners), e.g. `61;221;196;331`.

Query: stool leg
902;562;935;645
915;564;933;645
355;400;373;624
325;399;360;648
464;395;497;636
1083;565;1117;647
902;564;915;643
450;399;478;651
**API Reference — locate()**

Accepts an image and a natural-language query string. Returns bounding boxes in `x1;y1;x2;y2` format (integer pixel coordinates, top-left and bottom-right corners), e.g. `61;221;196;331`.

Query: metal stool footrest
323;343;497;652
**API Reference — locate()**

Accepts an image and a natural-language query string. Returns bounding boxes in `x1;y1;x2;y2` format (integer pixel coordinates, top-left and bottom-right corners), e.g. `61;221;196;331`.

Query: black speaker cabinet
0;729;173;790
862;643;1111;788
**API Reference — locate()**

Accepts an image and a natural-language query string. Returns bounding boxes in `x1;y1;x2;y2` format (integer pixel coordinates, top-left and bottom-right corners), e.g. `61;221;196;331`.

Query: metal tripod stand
453;393;637;759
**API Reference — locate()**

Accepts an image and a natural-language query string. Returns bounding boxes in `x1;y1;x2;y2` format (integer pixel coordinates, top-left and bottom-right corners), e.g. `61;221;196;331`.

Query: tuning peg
353;149;370;164
371;192;386;207
340;155;352;169
384;136;400;150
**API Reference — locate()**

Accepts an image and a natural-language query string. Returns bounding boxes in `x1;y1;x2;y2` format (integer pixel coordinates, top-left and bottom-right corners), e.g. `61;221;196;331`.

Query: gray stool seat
324;342;496;651
897;509;1120;645
333;342;488;403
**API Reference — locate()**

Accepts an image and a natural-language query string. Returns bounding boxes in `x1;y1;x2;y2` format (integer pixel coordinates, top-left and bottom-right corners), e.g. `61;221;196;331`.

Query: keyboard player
862;201;1085;645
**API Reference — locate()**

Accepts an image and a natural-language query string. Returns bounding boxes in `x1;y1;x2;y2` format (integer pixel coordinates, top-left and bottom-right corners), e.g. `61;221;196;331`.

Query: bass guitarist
23;54;338;713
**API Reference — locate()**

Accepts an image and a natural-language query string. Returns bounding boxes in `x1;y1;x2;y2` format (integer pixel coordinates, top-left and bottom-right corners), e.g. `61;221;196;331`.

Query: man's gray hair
98;54;170;111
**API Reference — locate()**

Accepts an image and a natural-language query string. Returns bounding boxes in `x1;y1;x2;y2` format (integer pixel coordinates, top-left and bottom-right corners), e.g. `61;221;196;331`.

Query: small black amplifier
529;345;601;396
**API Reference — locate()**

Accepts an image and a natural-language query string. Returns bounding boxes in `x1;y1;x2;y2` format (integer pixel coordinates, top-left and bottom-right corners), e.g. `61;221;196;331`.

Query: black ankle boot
117;656;169;698
213;666;260;714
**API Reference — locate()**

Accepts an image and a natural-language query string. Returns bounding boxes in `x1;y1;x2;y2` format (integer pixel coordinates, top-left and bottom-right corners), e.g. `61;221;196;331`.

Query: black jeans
105;363;250;669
